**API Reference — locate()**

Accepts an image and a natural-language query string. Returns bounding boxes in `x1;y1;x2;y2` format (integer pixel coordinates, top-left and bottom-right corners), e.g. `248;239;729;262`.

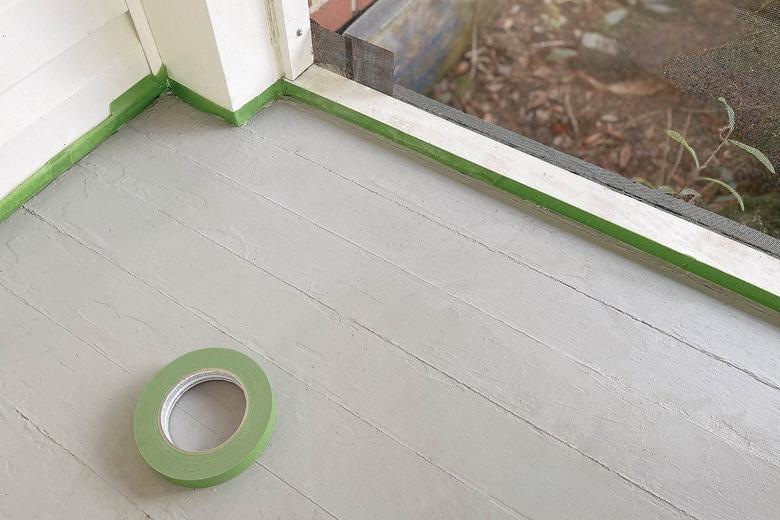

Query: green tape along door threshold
279;81;780;314
134;348;275;488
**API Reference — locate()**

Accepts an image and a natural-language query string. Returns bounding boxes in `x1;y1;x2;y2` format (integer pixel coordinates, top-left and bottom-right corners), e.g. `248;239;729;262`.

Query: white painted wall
139;0;311;111
137;0;230;107
207;0;282;108
0;0;153;200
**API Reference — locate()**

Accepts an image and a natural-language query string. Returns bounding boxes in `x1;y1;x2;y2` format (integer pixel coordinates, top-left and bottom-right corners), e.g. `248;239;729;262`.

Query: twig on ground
468;5;479;85
531;40;576;48
680;108;719;114
662;108;673;184
564;87;579;136
626;110;661;127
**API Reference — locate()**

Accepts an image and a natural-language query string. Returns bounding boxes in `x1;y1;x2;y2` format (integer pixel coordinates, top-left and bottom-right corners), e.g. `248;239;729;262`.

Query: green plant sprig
660;97;776;211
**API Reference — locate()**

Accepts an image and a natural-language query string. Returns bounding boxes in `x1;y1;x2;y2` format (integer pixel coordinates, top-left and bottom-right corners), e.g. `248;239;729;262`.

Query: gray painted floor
1;95;779;520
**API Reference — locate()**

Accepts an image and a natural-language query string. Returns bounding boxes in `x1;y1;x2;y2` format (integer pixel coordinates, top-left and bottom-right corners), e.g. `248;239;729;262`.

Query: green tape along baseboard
133;348;275;488
169;78;283;127
0;67;167;225
0;68;276;226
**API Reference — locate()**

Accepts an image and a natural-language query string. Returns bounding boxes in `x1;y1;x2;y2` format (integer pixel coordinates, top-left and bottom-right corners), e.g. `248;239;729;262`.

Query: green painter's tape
1;66;775;312
0;67;168;225
133;348;275;488
170;78;283;127
281;81;780;313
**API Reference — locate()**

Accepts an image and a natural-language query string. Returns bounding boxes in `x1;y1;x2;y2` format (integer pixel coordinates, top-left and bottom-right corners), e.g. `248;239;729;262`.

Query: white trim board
0;13;144;145
139;0;285;111
272;0;314;80
0;9;151;200
138;0;231;108
125;0;163;74
0;0;130;94
289;65;780;302
0;44;150;199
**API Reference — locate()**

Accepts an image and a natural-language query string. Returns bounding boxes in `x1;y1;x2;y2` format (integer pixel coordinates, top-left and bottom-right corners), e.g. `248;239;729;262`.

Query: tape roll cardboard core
160;369;247;451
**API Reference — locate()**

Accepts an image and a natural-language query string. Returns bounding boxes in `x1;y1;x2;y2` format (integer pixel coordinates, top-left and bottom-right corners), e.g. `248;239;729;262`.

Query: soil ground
433;0;780;237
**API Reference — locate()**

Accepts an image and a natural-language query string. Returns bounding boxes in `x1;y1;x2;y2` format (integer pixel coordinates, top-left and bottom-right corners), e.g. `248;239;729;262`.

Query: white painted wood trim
0;13;144;146
138;0;285;110
0;44;149;199
0;7;151;200
139;0;232;108
0;0;129;94
205;0;282;109
273;0;314;80
291;65;780;298
125;0;163;74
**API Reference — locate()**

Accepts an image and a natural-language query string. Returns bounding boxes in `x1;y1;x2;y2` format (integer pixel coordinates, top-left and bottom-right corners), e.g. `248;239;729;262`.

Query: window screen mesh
422;0;780;238
665;1;779;195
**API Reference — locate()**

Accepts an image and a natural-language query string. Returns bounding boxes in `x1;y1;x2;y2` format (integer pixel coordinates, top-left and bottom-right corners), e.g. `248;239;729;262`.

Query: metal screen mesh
664;1;780;194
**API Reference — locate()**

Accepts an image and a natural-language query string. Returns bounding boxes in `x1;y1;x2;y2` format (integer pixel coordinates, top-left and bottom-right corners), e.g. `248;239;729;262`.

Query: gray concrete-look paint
0;96;778;519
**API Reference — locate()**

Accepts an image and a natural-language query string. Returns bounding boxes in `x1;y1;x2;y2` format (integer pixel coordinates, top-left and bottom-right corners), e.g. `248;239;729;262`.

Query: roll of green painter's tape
133;348;275;488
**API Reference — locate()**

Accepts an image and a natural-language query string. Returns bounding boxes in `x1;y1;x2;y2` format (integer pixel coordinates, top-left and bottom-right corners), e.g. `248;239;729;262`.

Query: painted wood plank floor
1;95;779;520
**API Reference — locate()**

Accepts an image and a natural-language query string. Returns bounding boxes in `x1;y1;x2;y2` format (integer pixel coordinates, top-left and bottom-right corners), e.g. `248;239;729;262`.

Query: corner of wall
169;76;283;127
